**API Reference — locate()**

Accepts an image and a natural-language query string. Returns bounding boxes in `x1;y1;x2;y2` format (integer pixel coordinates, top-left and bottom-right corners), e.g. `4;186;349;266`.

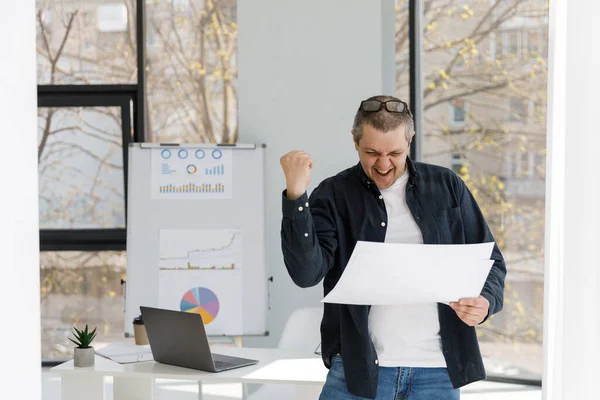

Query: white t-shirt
367;170;447;367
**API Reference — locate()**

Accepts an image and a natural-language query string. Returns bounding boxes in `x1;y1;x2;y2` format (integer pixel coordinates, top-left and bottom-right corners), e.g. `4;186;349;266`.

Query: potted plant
69;324;97;368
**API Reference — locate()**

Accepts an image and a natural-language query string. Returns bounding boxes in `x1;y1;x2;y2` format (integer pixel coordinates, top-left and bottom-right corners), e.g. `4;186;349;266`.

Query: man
280;95;506;399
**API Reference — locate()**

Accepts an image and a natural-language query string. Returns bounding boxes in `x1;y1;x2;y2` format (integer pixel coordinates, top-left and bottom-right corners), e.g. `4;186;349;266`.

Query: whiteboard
124;143;268;337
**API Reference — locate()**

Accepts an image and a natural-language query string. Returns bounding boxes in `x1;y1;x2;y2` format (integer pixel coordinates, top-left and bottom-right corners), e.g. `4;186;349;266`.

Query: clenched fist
280;150;313;200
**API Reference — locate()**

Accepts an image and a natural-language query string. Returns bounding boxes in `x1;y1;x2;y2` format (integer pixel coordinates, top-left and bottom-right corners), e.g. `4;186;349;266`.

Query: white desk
51;347;327;400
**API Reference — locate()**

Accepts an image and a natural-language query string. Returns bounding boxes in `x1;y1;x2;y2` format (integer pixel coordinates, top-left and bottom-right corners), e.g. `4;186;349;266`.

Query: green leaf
71;325;97;347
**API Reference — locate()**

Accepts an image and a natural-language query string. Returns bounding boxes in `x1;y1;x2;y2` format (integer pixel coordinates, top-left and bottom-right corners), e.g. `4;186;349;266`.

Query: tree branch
423;1;519;99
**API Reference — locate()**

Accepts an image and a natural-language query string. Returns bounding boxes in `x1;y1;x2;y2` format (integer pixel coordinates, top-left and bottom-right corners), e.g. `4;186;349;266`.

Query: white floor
42;368;541;400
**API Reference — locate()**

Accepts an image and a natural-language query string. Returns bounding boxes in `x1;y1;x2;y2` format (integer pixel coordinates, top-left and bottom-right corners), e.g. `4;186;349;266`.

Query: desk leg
62;374;104;400
113;376;154;400
295;385;323;400
197;381;203;400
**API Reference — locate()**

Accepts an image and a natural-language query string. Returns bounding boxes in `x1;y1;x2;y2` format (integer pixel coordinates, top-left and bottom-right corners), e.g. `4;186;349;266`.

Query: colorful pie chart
180;287;220;324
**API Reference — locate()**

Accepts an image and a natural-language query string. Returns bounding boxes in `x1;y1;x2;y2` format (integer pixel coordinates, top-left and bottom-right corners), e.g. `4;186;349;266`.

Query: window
394;0;410;102
170;0;191;11
36;0;142;365
508;98;529;122
38;106;126;229
528;30;541;55
145;0;238;143
507;30;521;56
36;89;135;363
408;0;549;384
507;151;545;181
495;29;524;59
494;30;505;57
494;27;548;62
36;0;137;85
450;100;467;125
41;251;126;361
451;154;464;175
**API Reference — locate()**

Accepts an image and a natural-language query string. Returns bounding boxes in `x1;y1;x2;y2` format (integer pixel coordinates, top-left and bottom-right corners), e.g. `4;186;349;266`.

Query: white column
113;376;154;400
543;0;600;398
238;0;395;347
0;0;41;399
61;375;105;400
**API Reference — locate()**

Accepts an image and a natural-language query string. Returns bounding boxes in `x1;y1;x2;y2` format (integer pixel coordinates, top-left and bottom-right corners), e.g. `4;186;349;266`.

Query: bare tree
145;0;238;144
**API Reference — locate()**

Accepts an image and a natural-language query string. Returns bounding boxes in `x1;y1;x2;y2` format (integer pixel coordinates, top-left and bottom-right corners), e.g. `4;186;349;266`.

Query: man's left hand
449;296;489;326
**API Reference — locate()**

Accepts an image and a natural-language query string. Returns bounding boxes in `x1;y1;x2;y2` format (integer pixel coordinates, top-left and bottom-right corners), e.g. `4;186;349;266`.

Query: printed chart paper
157;228;243;335
151;147;233;199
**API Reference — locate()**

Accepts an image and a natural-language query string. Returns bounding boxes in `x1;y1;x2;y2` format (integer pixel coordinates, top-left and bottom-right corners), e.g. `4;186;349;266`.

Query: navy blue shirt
281;158;506;399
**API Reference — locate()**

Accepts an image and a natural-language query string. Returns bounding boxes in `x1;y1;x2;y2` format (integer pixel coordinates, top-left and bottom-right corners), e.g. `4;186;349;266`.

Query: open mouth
374;168;393;176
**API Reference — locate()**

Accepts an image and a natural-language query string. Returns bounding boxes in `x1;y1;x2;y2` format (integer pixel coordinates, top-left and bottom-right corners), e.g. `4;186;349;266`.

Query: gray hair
352;95;414;144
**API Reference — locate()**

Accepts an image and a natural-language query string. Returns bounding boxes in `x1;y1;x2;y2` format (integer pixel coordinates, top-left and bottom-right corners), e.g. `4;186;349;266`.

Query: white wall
0;0;41;398
543;0;600;398
238;0;395;347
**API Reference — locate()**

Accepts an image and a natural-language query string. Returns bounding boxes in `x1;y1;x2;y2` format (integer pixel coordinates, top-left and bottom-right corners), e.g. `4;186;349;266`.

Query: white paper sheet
322;241;495;305
95;343;154;364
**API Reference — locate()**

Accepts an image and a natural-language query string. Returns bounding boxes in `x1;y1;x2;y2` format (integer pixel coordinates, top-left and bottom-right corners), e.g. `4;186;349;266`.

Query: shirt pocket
433;207;465;244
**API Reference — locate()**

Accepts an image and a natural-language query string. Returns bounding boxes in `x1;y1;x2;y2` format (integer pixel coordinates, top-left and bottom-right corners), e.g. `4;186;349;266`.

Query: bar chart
205;165;225;175
159;183;225;194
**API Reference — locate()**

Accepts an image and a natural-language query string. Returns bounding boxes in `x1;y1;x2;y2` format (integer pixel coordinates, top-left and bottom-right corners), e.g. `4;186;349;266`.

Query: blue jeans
319;355;460;400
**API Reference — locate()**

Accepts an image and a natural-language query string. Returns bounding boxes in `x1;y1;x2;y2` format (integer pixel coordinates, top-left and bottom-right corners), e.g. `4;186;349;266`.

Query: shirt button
298;206;303;211
375;359;379;365
305;202;309;207
378;195;383;200
304;233;309;237
381;222;386;227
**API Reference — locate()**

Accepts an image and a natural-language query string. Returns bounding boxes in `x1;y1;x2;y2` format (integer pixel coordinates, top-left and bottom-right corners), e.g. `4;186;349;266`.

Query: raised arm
280;151;338;288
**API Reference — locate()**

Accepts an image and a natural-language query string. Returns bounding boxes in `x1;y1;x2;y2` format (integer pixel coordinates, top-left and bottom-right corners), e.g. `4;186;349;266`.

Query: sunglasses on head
359;99;412;116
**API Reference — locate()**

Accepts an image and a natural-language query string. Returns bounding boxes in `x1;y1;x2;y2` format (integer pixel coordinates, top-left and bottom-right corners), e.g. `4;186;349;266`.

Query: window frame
37;0;145;252
38;86;139;251
38;0;145;366
408;0;543;387
449;100;468;127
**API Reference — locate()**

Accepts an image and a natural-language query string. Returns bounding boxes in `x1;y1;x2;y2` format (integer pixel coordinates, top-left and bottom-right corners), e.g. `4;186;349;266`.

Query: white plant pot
74;347;95;368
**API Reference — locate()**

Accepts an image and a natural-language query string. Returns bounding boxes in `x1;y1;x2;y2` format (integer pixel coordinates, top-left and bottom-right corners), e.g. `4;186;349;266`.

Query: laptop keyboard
214;360;235;369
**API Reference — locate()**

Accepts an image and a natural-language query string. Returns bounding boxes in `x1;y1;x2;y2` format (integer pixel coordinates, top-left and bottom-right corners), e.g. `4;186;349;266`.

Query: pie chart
180;287;220;324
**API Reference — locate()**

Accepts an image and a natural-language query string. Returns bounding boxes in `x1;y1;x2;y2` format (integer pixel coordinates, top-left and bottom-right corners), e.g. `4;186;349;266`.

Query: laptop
140;306;258;372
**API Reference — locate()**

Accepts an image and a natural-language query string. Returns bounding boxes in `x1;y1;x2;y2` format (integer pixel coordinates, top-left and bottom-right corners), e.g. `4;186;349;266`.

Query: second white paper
322;241;495;305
